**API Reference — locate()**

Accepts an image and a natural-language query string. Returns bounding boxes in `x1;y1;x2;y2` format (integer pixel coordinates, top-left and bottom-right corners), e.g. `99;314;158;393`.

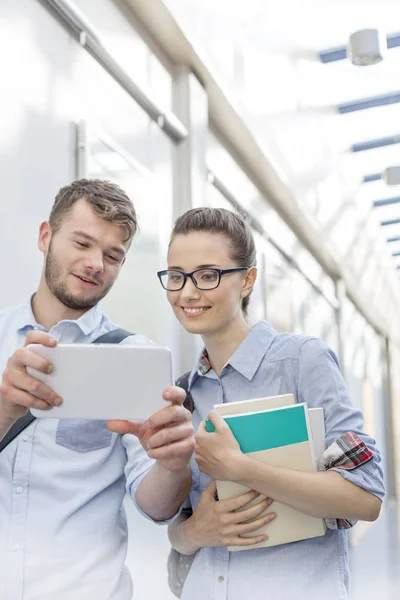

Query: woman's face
166;231;255;337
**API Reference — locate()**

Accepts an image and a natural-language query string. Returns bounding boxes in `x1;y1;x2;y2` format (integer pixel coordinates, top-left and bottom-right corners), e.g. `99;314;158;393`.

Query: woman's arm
194;337;384;524
168;481;276;554
195;413;381;522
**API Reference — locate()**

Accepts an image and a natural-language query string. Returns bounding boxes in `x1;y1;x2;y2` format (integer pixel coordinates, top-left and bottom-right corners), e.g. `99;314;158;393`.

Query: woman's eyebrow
168;264;220;270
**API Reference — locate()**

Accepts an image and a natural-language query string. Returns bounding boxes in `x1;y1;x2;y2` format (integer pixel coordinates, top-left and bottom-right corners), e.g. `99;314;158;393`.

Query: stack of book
205;394;326;551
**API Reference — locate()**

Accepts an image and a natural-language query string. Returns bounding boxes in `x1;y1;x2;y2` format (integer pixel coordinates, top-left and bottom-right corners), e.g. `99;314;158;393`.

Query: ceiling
166;0;400;268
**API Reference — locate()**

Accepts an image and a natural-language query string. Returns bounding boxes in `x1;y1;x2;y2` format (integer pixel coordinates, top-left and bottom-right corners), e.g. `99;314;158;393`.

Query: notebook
206;399;326;551
213;394;326;462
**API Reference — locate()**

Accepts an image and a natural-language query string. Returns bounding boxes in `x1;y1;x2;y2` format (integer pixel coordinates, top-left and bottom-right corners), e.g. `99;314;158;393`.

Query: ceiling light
383;166;400;185
348;29;387;66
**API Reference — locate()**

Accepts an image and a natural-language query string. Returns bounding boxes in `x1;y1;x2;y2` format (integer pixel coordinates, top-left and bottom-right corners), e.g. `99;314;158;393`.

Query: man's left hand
108;386;195;471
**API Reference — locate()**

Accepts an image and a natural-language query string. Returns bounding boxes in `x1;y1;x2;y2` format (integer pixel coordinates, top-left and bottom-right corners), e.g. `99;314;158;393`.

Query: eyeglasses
157;267;250;291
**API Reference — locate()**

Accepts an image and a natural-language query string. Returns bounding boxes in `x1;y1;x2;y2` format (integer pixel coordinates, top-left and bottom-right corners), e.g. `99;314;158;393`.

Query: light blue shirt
183;321;385;600
0;299;157;600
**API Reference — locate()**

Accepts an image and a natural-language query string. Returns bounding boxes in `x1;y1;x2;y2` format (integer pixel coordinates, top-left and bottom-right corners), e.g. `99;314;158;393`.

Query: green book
205;403;309;452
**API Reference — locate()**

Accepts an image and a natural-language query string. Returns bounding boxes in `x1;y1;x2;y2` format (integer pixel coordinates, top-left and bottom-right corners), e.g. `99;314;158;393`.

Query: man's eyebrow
72;230;126;256
72;230;97;243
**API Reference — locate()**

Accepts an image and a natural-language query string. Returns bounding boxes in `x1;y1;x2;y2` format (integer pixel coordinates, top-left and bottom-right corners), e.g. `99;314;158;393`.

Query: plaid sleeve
319;432;373;530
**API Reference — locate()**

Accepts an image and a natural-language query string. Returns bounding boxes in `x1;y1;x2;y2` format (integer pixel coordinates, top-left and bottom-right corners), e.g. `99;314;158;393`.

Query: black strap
0;328;133;453
91;328;133;345
0;412;36;453
175;371;194;413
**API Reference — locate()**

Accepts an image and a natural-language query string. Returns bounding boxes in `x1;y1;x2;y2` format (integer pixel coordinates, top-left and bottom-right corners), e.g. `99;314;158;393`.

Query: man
0;179;194;600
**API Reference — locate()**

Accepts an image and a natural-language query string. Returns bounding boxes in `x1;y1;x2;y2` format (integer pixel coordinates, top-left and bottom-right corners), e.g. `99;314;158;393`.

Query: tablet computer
27;343;173;421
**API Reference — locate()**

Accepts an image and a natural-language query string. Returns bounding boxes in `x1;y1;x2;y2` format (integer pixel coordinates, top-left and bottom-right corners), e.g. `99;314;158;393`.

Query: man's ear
38;222;51;253
241;266;257;298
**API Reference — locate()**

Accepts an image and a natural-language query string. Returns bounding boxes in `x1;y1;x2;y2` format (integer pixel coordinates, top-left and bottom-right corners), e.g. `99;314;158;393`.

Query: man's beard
44;243;111;310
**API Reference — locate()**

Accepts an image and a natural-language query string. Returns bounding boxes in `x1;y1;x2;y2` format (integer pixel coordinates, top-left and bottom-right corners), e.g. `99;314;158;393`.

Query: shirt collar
228;321;277;379
14;295;104;336
189;321;278;385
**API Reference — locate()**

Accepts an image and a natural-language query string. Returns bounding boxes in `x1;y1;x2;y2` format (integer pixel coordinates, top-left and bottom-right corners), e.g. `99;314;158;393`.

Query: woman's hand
183;481;276;549
194;410;247;481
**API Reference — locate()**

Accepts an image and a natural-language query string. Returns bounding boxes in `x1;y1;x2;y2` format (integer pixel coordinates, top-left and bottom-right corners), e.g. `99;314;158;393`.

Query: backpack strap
91;328;133;345
175;371;194;413
0;412;36;453
0;328;134;453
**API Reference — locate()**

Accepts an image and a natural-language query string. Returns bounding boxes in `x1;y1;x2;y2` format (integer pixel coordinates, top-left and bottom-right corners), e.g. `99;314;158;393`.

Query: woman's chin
178;315;211;335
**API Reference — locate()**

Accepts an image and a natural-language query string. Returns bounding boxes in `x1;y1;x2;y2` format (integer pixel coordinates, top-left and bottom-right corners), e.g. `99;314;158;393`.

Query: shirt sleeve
118;334;184;524
297;338;386;507
122;433;183;525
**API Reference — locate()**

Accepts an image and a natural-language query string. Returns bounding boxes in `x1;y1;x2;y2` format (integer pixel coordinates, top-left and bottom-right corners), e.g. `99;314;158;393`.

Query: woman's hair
170;207;256;315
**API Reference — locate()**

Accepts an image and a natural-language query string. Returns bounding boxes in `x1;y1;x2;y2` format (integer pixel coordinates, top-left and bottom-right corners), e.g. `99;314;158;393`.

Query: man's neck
32;281;89;330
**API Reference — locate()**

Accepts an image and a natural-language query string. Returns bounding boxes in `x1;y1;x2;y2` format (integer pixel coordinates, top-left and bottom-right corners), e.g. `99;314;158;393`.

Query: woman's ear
241;266;257;299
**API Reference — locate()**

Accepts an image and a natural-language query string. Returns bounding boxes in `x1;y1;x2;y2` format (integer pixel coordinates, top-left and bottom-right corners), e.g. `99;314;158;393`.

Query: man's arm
0;408;16;440
136;462;191;522
108;387;195;521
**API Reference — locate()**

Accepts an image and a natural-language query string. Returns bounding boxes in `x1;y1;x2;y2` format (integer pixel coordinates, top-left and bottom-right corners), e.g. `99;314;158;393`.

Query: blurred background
0;0;399;598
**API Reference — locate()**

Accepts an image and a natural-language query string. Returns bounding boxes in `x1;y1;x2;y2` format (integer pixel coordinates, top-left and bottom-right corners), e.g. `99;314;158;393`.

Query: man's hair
170;207;256;315
49;179;138;243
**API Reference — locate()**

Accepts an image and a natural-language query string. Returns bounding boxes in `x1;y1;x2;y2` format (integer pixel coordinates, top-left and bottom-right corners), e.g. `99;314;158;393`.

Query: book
308;407;326;465
213;394;326;462
206;400;326;551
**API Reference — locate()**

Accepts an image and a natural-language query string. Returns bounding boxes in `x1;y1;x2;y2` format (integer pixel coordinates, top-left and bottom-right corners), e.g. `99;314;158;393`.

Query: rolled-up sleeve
297;338;385;502
122;433;180;525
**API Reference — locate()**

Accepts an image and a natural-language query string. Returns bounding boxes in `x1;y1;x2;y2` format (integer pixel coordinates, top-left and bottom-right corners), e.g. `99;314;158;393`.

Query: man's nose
83;251;104;273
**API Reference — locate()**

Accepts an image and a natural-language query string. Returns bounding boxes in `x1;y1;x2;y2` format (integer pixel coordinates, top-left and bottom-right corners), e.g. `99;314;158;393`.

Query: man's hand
195;410;245;481
0;331;61;423
108;386;195;471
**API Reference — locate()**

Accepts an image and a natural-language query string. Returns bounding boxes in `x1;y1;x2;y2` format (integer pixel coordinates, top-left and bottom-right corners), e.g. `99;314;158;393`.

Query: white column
172;66;209;375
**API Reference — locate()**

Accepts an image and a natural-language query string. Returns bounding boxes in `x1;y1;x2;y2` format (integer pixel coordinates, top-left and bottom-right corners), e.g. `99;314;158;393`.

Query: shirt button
12;544;20;552
16;487;24;494
22;435;29;442
217;576;224;582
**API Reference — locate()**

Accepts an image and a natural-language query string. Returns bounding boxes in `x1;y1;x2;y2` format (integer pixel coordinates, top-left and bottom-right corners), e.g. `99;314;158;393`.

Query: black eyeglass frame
157;267;251;291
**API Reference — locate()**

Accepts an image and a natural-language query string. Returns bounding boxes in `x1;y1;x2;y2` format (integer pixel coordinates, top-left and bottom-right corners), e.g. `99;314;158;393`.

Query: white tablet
27;343;173;421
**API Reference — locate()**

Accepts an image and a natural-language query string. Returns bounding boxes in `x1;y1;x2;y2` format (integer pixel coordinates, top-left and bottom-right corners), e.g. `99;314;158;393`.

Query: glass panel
208;135;336;301
84;126;173;347
75;0;172;107
207;179;337;341
390;342;400;497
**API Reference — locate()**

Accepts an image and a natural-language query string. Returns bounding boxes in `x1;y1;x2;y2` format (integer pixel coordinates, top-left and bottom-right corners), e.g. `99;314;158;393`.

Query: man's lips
72;274;100;287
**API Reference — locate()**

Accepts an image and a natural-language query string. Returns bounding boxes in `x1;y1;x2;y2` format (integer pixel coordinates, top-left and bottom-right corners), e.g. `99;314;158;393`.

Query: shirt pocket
55;419;113;453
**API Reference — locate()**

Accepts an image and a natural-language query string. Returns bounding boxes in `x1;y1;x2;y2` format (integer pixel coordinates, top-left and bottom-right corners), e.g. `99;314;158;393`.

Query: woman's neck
202;318;251;377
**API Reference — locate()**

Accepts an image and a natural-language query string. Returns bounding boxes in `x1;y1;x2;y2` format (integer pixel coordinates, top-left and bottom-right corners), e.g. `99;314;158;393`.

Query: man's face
40;199;129;310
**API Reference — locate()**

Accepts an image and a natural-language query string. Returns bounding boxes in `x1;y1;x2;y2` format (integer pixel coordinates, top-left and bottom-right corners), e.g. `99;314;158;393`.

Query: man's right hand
0;331;61;424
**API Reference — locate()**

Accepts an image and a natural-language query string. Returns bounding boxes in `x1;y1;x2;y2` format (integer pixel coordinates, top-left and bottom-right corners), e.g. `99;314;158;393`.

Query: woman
157;207;384;600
